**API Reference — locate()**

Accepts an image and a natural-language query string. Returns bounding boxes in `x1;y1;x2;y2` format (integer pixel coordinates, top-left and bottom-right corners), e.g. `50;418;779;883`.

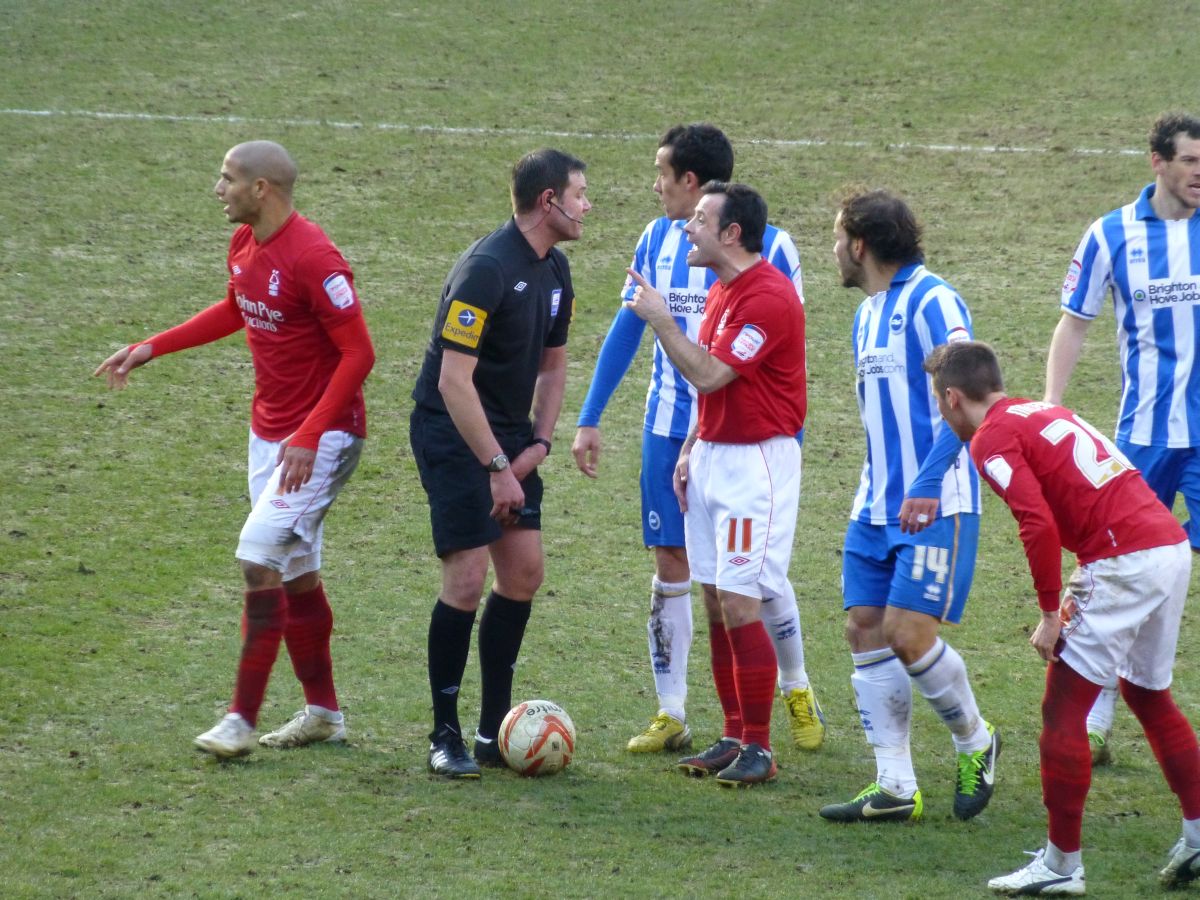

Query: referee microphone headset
549;198;583;223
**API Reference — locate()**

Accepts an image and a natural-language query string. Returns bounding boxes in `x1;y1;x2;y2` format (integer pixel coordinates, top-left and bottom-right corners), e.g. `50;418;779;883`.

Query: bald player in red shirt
925;340;1200;895
95;141;375;758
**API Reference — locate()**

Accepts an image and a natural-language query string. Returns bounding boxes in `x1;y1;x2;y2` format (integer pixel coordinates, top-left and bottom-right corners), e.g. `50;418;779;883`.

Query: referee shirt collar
504;216;548;262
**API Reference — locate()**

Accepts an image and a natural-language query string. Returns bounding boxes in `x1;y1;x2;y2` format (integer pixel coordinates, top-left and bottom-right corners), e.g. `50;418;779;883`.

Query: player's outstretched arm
95;299;245;390
93;342;153;390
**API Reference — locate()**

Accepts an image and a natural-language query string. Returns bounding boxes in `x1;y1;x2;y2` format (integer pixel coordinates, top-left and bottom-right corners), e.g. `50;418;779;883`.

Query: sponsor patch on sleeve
323;273;357;310
1063;259;1082;295
550;288;563;318
983;454;1014;492
945;325;970;343
730;324;767;361
441;300;488;348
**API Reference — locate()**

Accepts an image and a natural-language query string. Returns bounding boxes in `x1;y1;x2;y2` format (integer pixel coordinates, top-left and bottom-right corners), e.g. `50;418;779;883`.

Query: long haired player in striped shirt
818;188;997;824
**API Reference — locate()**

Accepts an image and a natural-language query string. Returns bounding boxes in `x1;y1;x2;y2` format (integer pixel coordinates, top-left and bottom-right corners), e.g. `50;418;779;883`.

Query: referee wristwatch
486;453;510;473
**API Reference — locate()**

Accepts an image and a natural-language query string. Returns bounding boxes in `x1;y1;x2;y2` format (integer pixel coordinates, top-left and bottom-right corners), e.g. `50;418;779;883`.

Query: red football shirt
224;212;369;443
970;398;1185;610
696;259;807;444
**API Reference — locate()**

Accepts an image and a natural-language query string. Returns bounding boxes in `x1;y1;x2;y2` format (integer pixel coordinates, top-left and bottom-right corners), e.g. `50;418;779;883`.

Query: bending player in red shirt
925;340;1200;894
95;141;375;758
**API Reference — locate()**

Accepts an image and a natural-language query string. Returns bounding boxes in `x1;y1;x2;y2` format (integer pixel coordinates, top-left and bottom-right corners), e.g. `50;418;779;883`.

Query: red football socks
284;582;338;711
709;622;743;740
1120;678;1200;819
728;620;777;750
1040;661;1100;852
230;587;287;727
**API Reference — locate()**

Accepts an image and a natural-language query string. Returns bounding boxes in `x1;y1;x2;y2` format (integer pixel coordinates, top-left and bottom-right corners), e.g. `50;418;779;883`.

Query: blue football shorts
640;430;687;548
1117;441;1200;550
841;513;980;623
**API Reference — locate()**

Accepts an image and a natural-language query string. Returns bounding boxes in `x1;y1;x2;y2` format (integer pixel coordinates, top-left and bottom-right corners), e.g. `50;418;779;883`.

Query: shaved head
226;141;298;196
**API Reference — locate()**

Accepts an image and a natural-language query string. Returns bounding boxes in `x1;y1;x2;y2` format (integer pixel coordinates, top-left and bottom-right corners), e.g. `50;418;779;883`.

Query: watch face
488;453;509;472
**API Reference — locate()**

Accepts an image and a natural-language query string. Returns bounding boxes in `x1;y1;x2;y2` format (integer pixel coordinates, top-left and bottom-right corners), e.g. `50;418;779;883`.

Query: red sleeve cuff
1038;589;1062;612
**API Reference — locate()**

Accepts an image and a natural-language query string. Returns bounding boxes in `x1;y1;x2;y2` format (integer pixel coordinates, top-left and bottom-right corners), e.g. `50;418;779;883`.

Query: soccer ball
498;699;576;776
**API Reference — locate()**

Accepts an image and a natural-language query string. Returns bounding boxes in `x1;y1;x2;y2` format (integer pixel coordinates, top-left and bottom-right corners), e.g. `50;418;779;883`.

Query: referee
411;148;590;778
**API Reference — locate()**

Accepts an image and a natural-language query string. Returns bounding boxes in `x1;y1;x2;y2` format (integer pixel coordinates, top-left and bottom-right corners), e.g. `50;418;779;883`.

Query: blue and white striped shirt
850;262;981;525
1062;183;1200;448
576;217;802;439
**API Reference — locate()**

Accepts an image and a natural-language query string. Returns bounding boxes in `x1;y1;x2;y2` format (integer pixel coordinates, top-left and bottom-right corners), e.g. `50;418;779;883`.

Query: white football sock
1183;817;1200;849
307;704;343;723
851;648;917;797
648;577;692;722
1085;678;1119;736
1044;841;1082;876
761;581;809;691
906;638;989;752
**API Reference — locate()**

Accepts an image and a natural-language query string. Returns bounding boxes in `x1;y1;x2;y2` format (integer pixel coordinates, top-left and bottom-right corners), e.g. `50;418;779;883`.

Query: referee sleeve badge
441;300;488;348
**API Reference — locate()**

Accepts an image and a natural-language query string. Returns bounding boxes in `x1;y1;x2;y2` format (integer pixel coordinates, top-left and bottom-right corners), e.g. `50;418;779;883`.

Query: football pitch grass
3;1;1199;896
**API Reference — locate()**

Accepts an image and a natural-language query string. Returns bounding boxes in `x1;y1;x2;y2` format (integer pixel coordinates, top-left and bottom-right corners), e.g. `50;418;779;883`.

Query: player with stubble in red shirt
95;141;375;759
626;181;807;787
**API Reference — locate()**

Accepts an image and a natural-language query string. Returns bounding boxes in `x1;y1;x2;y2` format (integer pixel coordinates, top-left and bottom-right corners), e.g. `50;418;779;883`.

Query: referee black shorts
410;405;544;557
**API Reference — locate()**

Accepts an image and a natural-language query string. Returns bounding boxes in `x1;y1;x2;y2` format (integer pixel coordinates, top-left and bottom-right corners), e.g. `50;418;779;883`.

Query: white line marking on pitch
0;107;1145;157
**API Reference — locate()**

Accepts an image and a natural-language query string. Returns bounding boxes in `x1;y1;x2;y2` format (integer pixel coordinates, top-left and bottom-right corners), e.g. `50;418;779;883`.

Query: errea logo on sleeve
323;273;357;310
441;300;488;348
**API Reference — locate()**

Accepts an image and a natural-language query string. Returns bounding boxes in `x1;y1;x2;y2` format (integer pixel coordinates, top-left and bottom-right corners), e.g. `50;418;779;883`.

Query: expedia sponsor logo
857;352;903;380
236;292;284;332
1145;280;1200;306
441;300;487;348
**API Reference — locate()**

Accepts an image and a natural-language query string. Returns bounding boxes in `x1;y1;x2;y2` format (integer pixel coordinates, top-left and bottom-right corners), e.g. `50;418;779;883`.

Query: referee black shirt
413;218;574;430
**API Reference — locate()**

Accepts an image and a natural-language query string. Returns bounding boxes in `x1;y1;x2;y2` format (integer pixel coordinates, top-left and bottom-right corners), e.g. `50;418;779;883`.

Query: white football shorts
1059;540;1190;690
684;435;801;599
236;429;363;580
